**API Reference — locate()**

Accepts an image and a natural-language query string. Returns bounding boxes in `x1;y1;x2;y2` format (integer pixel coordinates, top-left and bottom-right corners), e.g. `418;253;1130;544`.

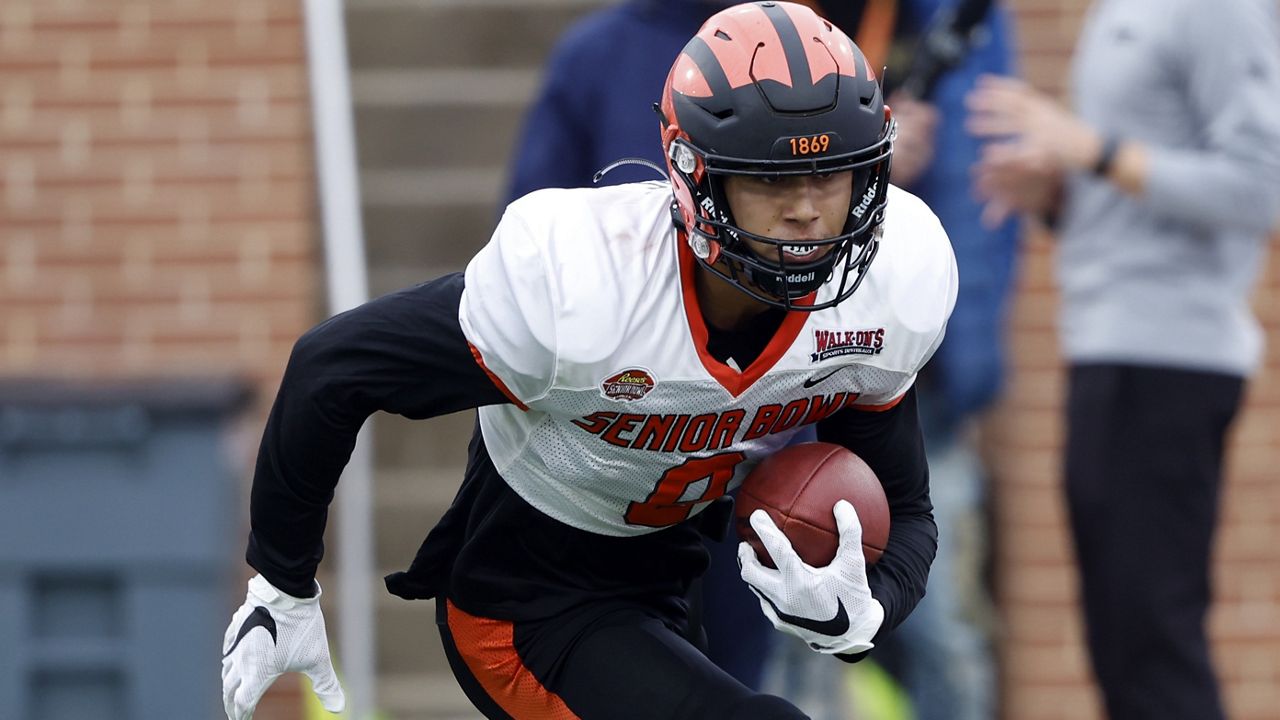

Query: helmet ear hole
669;138;709;188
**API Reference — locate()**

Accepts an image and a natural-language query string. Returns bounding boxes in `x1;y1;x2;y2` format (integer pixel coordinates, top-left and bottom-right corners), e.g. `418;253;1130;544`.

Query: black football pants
1064;363;1242;720
436;596;809;720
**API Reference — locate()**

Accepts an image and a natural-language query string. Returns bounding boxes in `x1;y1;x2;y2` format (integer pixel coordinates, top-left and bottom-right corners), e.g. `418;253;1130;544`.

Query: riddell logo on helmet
851;181;879;219
787;271;817;284
698;195;738;243
600;368;657;402
700;195;731;225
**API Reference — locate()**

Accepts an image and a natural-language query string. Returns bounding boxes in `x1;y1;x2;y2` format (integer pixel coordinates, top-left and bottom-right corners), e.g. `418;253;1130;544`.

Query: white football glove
737;500;885;655
221;574;345;720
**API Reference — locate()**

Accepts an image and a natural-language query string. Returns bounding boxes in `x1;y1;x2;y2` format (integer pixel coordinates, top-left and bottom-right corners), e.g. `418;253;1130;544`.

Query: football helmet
659;1;894;310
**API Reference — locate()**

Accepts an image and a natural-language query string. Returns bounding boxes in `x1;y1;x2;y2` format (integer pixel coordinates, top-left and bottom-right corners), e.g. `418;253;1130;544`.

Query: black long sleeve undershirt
246;273;506;597
817;390;936;643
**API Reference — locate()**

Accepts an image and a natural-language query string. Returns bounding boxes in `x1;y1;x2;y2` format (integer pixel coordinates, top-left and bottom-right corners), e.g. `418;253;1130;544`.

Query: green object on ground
845;658;914;720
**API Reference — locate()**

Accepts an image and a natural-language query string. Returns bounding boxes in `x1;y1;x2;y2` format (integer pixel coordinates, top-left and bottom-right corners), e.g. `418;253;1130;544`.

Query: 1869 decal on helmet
600;368;656;402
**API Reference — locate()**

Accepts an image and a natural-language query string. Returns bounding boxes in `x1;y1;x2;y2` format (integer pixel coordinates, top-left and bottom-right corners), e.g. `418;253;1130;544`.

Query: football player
221;3;957;719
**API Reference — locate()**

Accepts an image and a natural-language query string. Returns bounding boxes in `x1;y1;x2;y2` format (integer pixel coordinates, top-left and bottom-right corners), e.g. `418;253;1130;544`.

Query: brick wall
991;1;1280;717
0;0;317;386
0;2;317;718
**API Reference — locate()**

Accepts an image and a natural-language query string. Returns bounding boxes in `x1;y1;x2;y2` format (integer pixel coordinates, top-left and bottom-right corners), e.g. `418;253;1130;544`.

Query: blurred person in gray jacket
965;1;1280;718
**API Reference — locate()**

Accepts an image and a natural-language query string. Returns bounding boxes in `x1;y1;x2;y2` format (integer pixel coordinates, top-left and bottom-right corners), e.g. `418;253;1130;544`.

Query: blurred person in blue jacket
870;3;1019;720
505;4;1019;718
507;1;713;198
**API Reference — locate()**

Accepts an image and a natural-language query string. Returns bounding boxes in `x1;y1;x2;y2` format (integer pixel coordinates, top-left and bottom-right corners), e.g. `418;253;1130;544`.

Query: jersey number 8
624;452;747;527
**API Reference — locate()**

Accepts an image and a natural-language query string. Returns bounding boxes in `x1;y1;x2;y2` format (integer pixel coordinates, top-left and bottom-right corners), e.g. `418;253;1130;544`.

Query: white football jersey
460;180;957;536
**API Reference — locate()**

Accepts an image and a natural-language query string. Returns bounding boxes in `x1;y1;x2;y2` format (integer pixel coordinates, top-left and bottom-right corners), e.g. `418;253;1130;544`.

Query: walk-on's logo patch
811;328;885;362
600;368;656;402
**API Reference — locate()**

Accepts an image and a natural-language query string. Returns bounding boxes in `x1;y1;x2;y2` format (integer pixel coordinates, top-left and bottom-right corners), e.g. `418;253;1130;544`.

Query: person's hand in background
965;74;1099;227
969;137;1063;229
886;92;939;188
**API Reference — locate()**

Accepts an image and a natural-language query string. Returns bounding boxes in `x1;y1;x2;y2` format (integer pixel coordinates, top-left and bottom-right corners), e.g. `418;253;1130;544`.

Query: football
735;442;890;569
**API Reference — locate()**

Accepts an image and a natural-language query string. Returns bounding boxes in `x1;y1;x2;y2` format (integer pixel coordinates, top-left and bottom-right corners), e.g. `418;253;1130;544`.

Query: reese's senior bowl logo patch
600;368;656;402
811;328;885;362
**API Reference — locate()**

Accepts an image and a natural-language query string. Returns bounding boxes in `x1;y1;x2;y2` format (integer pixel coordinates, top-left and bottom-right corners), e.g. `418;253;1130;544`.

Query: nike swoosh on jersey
802;368;843;388
224;606;278;657
754;588;851;636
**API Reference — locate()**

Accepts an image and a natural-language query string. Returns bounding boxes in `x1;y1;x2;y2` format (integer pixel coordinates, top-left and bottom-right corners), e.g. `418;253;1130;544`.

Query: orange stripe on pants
446;600;581;720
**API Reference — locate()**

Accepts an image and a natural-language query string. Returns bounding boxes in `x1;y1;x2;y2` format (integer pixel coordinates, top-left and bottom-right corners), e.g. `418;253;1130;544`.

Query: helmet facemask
668;122;894;311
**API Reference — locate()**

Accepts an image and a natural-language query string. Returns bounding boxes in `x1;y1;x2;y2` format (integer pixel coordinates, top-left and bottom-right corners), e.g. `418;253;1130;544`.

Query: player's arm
816;388;935;643
225;203;554;719
804;200;951;641
222;274;509;720
247;272;509;596
735;389;932;661
248;203;555;596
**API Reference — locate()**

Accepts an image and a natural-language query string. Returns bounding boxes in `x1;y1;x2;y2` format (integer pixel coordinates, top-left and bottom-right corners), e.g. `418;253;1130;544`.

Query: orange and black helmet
659;1;893;310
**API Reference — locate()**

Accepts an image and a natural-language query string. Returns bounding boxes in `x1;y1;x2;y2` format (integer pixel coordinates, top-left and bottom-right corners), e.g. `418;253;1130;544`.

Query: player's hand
737;501;884;655
221;574;345;720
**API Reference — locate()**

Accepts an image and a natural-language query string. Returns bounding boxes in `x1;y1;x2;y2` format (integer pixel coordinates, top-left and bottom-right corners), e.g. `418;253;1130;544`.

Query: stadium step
347;0;603;72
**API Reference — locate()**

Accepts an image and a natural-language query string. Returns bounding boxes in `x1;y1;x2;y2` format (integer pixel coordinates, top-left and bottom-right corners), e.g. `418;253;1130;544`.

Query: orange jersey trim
445;601;581;720
468;342;530;411
677;239;813;398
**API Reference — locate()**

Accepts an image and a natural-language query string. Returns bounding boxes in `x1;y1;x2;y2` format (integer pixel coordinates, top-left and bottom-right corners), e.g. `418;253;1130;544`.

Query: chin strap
743;251;840;300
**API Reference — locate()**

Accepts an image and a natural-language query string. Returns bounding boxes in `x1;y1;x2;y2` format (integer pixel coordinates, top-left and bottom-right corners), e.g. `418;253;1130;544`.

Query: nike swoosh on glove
738;500;885;654
222;574;345;720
